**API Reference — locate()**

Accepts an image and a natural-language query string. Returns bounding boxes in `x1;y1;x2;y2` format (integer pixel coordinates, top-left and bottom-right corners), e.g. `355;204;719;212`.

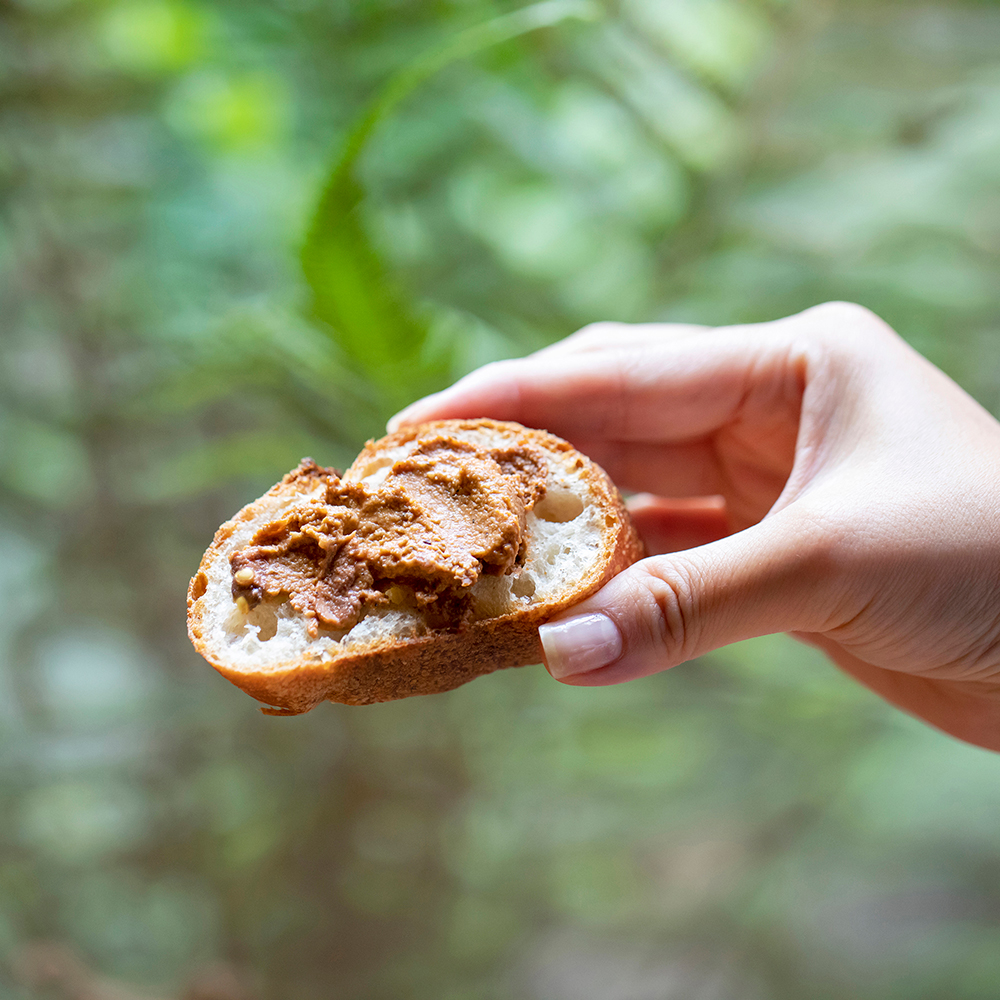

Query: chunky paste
229;435;547;635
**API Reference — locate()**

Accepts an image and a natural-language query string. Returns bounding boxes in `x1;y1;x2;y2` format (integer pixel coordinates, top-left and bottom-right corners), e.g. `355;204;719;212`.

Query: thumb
539;508;843;685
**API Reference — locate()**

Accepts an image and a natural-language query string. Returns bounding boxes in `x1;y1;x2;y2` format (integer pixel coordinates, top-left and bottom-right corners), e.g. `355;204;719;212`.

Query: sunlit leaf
301;0;602;416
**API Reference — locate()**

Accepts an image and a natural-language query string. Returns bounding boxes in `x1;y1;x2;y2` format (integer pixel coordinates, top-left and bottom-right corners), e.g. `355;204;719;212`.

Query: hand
390;303;1000;751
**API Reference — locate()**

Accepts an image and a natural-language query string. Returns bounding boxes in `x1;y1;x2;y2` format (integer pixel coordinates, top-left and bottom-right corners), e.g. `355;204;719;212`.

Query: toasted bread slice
187;419;643;713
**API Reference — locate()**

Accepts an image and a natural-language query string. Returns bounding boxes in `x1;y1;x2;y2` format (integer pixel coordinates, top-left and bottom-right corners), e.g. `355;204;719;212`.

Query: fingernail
540;613;622;680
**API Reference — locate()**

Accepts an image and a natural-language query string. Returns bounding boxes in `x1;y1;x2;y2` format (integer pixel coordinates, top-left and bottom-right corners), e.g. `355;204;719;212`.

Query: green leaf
300;0;602;417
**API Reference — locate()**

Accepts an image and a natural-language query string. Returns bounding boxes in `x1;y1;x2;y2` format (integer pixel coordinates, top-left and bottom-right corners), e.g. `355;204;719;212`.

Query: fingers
532;321;708;357
567;438;725;497
628;495;730;554
391;302;908;442
538;507;846;686
389;329;803;448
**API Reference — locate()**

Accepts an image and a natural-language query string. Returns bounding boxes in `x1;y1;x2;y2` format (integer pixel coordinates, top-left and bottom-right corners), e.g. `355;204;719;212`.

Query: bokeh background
3;0;1000;997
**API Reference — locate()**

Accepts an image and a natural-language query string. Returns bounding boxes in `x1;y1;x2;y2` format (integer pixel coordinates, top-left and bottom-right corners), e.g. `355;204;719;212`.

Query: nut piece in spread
229;435;547;636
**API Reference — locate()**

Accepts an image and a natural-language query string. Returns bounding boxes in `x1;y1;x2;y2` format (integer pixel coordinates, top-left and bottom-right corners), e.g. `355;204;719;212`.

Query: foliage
301;0;601;425
1;0;1000;998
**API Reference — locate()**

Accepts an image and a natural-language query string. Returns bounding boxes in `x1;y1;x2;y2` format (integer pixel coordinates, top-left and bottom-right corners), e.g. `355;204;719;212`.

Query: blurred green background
3;0;1000;997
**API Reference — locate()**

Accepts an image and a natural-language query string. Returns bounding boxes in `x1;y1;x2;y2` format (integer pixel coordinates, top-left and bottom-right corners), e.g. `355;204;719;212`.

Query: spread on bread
188;418;643;710
228;434;548;636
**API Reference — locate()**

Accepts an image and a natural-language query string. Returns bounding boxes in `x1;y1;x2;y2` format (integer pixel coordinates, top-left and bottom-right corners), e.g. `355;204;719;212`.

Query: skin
390;303;1000;752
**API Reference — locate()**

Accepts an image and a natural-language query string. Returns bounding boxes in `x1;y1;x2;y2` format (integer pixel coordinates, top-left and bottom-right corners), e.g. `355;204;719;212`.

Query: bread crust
187;419;643;712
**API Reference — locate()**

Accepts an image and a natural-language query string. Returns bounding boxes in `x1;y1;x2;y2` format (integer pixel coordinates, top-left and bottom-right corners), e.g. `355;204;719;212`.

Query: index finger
531;320;708;357
389;324;801;446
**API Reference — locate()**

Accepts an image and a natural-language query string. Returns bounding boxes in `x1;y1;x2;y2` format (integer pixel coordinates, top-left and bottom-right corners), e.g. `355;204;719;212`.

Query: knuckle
634;557;701;664
810;300;874;322
806;301;895;342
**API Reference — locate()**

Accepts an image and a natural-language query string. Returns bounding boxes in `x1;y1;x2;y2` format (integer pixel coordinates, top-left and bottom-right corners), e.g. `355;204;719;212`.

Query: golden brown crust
187;419;643;712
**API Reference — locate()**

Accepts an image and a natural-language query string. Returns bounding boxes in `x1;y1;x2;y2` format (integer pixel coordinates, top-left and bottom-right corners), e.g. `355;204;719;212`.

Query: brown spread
230;435;547;635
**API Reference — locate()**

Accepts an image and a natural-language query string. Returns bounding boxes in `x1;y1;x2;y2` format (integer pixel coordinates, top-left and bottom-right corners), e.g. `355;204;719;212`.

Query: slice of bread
187;419;643;713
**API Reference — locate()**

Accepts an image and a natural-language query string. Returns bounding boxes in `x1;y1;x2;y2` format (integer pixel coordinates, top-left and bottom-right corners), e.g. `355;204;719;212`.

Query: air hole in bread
226;599;282;642
511;572;535;599
534;488;584;523
255;605;280;641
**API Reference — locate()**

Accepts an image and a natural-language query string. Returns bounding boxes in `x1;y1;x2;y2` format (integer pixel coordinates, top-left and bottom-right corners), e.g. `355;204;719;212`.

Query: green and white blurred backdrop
2;0;1000;996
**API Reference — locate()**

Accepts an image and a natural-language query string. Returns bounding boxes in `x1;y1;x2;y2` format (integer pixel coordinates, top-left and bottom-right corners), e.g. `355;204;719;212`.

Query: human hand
390;303;1000;751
